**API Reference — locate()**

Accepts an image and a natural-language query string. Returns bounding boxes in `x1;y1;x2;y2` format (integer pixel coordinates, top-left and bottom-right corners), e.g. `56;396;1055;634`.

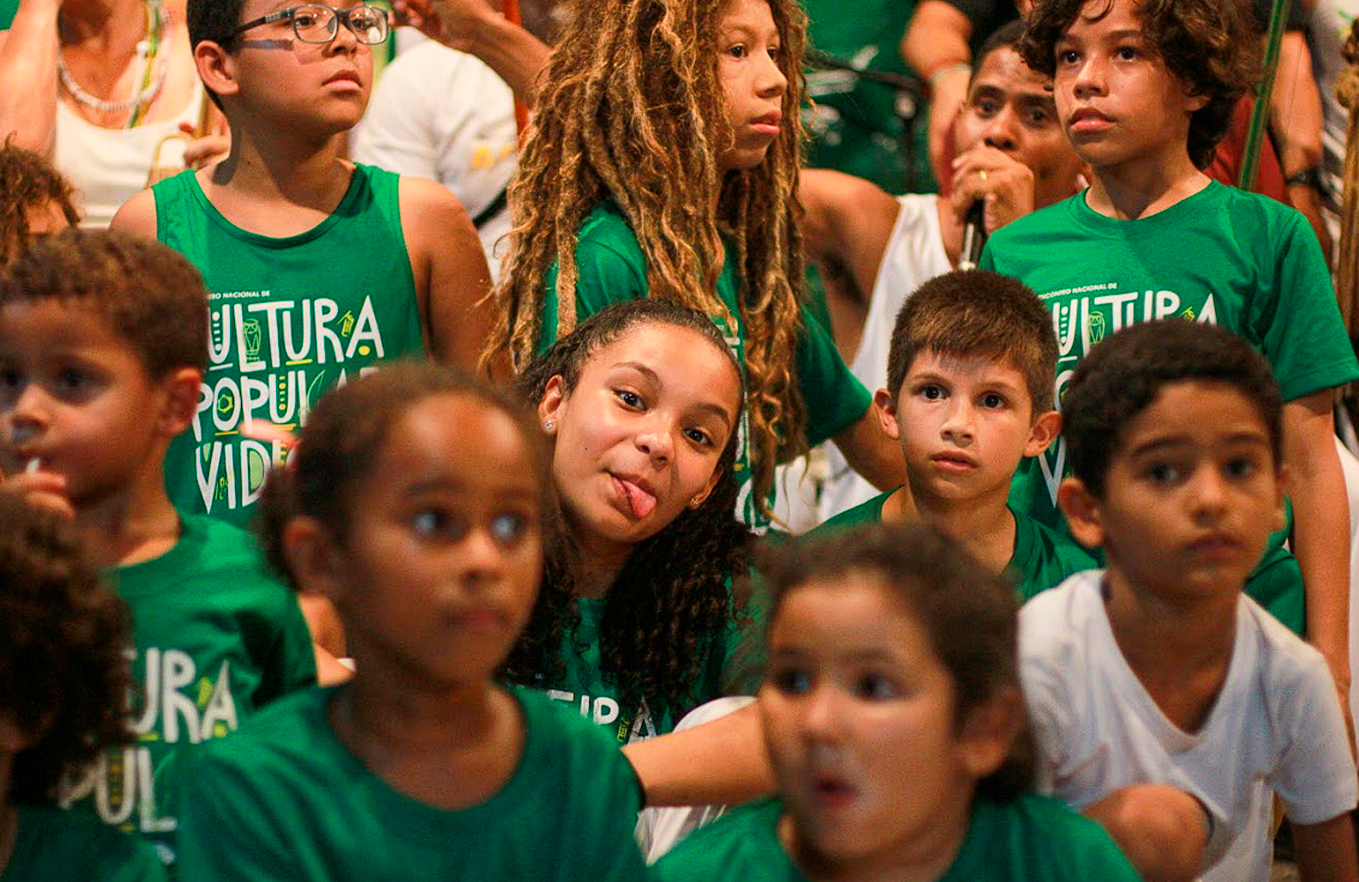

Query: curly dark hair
757;522;1034;801
502;300;755;723
256;361;550;589
0;496;133;803
0;142;79;267
0;228;209;377
1018;0;1262;169
1062;319;1283;499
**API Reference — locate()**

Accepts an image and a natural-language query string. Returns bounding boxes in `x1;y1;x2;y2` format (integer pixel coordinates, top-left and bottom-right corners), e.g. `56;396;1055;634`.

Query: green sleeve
714;573;770;697
539;220;649;350
1253;210;1359;401
254;594;318;707
109;839;169;882
175;749;302;880
796;310;872;446
0;0;15;29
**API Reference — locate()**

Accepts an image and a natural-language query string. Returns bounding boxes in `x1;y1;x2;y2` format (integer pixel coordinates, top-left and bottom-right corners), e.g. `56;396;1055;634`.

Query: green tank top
153;164;424;527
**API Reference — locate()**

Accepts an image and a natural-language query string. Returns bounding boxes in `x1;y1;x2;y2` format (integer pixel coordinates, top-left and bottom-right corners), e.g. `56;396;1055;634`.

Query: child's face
320;394;543;685
715;0;788;173
1050;0;1207;171
1063;380;1284;600
0;302;183;505
952;46;1085;210
876;350;1057;507
220;0;374;133
761;575;1001;869
539;324;742;558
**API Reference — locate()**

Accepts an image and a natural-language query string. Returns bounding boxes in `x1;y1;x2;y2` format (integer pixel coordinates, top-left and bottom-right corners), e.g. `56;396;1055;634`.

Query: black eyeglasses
230;4;389;45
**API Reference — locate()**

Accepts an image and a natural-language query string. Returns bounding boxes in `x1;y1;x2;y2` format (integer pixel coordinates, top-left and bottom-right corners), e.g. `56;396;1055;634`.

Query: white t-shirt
819;193;951;520
352;39;518;280
1020;571;1358;882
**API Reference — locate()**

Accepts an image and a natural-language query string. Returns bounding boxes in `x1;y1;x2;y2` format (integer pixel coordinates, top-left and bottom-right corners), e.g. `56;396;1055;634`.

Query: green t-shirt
980;181;1359;523
980;182;1357;631
542;202;873;529
175;686;650;881
654;795;1140;882
542;593;762;743
153;165;426;528
1;805;166;882
814;490;1097;600
63;514;317;868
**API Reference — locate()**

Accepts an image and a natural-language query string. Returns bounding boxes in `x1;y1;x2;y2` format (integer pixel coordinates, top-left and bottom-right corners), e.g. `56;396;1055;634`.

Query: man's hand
949;143;1036;233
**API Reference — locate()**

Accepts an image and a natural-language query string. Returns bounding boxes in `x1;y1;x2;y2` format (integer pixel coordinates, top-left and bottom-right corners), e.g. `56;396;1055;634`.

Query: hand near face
948;144;1036;235
392;0;498;52
0;468;76;520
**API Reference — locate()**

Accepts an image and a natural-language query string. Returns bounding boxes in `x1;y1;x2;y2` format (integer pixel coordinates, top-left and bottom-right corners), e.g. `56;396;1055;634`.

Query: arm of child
398;176;498;378
1283;389;1353;737
1294;814;1359;882
108;189;159;239
1082;784;1208;882
621;700;775;807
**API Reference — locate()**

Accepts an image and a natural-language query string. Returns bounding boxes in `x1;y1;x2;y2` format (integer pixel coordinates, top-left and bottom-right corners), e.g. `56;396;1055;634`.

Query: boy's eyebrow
1128;431;1270;457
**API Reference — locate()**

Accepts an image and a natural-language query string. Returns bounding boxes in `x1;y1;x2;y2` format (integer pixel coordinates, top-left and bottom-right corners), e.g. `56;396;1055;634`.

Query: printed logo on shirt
191;290;387;514
546;689;659;743
62;647;240;862
1039;286;1219;504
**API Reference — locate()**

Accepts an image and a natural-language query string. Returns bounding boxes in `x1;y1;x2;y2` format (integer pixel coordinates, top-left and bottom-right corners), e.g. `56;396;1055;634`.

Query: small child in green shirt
655;522;1139;881
0;230;317;868
175;363;649;881
0;495;164;882
816;269;1095;600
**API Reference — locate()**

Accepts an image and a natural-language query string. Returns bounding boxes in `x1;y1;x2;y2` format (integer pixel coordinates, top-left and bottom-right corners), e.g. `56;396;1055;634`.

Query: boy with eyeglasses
110;0;496;529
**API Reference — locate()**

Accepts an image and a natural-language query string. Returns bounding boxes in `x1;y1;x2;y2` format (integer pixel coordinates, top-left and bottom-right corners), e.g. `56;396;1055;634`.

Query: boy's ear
873;389;901;440
284;516;348;605
155;368;204;438
957;686;1023;779
537;375;566;436
194;40;241;104
1023;410;1062;458
1057;475;1105;549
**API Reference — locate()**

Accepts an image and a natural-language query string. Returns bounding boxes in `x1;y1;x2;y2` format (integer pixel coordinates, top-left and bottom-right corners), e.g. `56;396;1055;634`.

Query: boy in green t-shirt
815;269;1095;600
109;0;495;528
0;230;317;869
980;0;1359;707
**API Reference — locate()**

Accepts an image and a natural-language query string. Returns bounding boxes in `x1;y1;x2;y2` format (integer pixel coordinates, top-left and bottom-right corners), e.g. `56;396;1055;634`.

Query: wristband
928;62;972;92
1284;166;1322;190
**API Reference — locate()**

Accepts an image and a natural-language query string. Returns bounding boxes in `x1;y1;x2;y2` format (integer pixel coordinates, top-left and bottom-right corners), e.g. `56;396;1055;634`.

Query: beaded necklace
56;0;167;129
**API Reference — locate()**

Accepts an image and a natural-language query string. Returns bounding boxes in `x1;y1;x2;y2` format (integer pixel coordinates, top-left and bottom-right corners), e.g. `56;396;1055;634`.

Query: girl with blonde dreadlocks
491;0;898;530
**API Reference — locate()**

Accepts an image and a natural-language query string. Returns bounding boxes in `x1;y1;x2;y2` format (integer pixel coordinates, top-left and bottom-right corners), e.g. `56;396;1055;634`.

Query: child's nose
800;682;845;743
757;53;787;98
634;422;674;464
940;401;975;441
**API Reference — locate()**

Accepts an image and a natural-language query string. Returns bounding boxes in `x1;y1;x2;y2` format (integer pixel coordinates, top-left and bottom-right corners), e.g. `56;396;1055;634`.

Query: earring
689;496;703;508
543;420;555;431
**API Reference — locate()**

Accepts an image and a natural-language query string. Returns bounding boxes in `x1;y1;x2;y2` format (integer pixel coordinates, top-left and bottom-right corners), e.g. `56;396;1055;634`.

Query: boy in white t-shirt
1021;319;1358;882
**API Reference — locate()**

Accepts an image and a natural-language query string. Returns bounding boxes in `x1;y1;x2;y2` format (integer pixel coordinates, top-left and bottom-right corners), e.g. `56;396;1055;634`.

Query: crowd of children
1;0;1358;878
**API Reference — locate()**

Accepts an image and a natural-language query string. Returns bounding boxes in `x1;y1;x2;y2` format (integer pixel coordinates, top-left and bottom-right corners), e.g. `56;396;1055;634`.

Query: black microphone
959;200;986;271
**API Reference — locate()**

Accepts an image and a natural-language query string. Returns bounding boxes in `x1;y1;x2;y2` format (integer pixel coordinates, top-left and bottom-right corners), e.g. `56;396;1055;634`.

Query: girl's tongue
616;477;657;518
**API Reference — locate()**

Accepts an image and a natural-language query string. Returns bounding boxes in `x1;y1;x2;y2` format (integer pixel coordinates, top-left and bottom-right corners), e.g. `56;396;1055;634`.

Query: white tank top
54;83;206;229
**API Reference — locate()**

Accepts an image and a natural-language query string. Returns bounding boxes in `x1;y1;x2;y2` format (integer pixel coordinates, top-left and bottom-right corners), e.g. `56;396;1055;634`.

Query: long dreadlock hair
488;0;810;521
501;301;755;722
